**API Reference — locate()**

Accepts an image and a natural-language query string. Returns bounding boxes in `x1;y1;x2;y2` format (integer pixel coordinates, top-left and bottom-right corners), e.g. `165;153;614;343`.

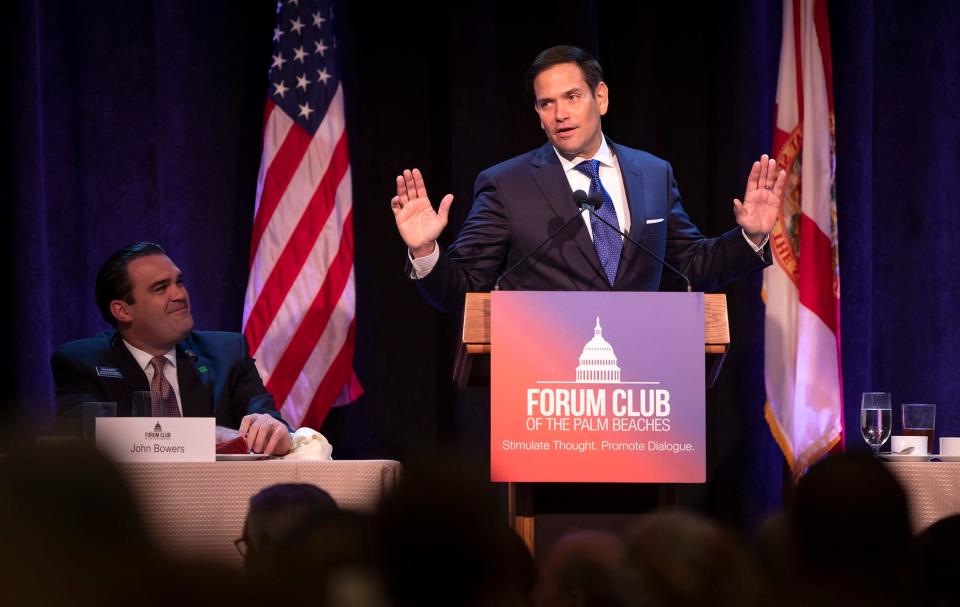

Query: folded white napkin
282;427;333;460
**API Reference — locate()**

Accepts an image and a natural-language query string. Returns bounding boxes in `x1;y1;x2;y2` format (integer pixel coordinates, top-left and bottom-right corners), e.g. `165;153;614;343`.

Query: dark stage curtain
831;1;960;453
4;0;957;530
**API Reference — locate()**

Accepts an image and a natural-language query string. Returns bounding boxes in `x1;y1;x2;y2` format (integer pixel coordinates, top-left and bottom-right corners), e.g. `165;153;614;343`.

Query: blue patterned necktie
574;159;622;285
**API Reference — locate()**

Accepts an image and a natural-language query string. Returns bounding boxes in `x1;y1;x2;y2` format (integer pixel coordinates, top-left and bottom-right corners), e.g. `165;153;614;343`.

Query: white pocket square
645;218;665;224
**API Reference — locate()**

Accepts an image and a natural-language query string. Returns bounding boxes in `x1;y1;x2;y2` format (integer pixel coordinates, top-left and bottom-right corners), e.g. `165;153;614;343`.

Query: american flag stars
297;102;314;119
268;0;339;134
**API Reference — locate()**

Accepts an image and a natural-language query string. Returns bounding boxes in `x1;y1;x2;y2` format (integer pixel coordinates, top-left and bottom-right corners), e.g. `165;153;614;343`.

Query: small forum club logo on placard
524;317;673;430
144;421;172;440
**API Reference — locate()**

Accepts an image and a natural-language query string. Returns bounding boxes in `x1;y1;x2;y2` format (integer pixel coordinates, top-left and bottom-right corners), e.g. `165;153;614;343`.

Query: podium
454;292;730;551
455;292;730;388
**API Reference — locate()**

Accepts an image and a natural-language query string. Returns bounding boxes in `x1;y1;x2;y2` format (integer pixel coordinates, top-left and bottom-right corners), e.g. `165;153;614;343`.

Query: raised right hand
390;168;454;258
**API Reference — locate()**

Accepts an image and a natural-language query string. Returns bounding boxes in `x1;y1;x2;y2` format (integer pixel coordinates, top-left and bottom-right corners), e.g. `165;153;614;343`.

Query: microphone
493;194;592;291
573;189;601;210
575;191;693;292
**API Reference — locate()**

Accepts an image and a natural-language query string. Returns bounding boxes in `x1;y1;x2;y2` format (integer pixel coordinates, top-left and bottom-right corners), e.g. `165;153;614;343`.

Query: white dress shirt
554;136;631;239
122;340;184;415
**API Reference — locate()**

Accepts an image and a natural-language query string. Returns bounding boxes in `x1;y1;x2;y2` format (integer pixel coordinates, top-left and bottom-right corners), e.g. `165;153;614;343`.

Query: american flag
243;0;362;430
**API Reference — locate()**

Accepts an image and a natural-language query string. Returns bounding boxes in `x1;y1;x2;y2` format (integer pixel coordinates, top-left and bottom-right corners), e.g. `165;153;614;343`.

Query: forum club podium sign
490;291;706;483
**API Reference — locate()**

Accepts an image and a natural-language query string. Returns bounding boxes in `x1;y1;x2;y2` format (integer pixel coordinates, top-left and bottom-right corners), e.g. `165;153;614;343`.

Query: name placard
96;417;215;462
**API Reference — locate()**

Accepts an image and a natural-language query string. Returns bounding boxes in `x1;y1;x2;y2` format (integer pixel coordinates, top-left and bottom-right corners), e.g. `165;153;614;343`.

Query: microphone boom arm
493;209;589;291
581;200;693;292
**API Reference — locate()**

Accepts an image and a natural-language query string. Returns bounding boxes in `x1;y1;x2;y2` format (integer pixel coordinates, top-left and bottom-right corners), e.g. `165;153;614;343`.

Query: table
120;460;402;564
885;461;960;531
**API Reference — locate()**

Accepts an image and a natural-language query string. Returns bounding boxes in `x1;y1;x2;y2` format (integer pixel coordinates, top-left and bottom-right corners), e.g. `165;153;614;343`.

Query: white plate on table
216;453;272;461
929;455;960;462
879;453;930;462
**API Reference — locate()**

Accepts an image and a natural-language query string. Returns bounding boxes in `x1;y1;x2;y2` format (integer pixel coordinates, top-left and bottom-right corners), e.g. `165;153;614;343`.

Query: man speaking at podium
390;46;785;310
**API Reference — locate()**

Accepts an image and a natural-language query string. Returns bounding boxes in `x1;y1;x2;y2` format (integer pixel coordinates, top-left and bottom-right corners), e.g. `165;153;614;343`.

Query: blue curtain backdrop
831;0;960;450
3;0;958;530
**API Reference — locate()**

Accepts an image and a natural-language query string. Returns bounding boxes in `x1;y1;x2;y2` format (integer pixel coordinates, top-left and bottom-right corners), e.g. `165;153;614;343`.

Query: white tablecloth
120;460;402;564
885;461;960;531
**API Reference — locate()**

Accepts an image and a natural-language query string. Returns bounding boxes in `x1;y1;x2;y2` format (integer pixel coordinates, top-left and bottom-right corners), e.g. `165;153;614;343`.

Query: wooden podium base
506;482;681;554
507;482;536;552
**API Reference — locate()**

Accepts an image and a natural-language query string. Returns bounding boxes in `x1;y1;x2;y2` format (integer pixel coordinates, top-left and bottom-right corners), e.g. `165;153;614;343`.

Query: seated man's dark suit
417;139;771;313
52;330;285;430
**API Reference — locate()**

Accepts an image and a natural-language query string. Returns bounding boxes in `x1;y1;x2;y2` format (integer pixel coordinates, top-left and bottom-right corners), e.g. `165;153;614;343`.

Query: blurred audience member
376;456;536;607
0;443;267;606
912;514;960;607
533;529;624;607
239;482;339;575
239;482;390;606
788;453;912;607
0;443;156;606
143;558;261;607
274;509;388;607
752;511;796;607
620;510;762;607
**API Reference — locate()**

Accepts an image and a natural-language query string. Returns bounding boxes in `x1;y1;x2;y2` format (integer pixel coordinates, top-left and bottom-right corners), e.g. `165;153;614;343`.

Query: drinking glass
860;392;892;456
131;390;159;417
902;403;936;452
81;401;116;441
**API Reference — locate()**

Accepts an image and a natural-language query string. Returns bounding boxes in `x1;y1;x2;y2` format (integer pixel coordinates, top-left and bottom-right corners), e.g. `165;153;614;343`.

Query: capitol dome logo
576;318;621;383
144;421;172;440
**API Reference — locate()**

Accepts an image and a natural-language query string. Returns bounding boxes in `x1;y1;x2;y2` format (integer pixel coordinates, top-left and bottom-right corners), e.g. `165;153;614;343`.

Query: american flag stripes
243;0;362;430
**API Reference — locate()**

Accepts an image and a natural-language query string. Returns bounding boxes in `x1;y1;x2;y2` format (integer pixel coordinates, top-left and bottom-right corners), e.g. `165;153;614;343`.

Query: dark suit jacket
51;330;285;431
417;139;771;313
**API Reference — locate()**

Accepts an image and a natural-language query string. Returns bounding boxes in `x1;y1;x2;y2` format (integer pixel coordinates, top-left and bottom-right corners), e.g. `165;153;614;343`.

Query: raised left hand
239;413;292;456
734;154;786;246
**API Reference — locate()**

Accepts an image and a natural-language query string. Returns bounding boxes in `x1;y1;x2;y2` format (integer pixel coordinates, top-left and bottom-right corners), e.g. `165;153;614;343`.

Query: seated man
51;242;291;455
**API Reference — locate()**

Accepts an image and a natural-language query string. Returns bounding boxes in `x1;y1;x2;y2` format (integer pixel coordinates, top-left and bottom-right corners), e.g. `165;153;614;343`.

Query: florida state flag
764;0;842;476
